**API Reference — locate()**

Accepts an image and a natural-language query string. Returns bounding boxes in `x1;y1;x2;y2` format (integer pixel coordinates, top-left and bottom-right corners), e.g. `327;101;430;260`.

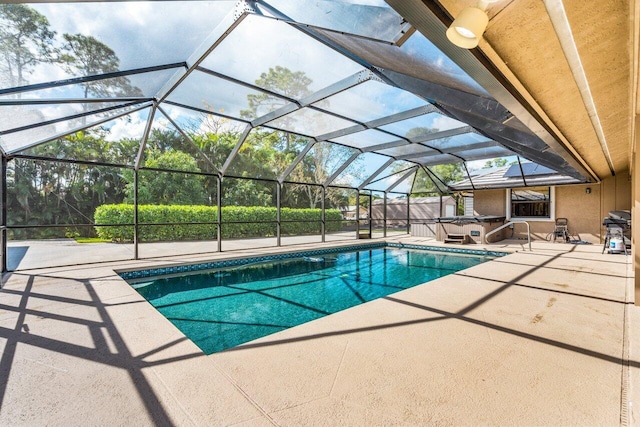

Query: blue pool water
129;247;495;354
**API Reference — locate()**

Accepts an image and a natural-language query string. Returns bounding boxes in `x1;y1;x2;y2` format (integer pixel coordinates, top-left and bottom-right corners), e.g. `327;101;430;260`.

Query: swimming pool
124;244;501;354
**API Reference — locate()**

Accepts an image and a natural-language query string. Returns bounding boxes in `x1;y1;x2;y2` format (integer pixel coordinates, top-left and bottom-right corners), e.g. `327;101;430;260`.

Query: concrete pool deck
0;237;637;426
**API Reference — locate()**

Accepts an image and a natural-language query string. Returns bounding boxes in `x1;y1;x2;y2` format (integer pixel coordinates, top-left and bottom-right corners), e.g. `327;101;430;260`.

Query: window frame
506;186;555;222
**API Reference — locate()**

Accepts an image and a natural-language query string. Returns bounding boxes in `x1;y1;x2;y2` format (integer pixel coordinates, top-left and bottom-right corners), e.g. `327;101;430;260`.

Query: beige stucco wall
473;189;505;216
555;184;601;243
472;177;631;244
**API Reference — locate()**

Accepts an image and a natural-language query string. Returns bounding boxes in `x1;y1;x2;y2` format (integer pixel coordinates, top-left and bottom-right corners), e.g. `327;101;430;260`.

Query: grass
73;237;112;244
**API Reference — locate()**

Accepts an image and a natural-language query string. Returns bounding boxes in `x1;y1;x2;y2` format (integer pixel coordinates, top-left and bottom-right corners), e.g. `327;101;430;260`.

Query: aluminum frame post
517;156;528;187
462;162;476;191
220;124;252;176
368;191;373;237
133;169;139;260
217;176;222;252
320;187;327;243
383;192;387;238
407;195;411;235
277;181;282;246
1;156;7;274
134;105;157;170
321;186;326;243
355;192;360;238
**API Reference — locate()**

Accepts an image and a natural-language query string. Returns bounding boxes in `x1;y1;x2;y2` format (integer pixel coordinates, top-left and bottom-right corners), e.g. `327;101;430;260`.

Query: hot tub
435;216;506;244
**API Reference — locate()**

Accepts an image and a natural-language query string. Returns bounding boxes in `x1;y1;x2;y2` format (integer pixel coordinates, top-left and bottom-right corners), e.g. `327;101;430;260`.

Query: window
507;186;554;220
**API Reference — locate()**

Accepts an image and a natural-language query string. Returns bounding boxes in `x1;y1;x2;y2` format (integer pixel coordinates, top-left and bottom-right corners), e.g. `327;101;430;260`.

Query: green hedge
94;204;343;242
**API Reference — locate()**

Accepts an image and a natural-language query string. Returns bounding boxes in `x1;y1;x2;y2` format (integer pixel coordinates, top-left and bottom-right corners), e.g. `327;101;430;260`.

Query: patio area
0;237;637;426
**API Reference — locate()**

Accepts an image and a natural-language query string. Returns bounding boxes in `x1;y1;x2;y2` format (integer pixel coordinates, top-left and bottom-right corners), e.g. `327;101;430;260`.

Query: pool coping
116;242;508;281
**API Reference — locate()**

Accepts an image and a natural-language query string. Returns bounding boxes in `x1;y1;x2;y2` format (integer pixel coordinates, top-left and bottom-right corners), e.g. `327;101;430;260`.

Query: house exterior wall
473;190;505;216
472;176;631;244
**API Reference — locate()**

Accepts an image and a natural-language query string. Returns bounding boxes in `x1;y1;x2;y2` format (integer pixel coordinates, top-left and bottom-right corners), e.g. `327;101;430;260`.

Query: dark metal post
355;192;360;238
407;195;411;235
321;186;326;243
1;156;7;274
133;169;139;259
217;176;222;252
277;182;282;246
439;195;443;217
383;192;387;238
368;191;372;237
516;156;528;187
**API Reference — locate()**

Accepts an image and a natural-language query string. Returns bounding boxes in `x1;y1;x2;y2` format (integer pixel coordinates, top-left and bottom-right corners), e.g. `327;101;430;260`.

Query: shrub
94;204;342;242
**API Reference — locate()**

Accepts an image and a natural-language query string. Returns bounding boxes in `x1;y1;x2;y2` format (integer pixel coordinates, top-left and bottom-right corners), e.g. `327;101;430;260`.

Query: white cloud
430;114;465;132
104;111;148;142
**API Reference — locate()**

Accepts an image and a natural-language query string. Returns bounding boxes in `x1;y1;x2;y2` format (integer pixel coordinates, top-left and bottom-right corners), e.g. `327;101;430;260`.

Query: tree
222;178;272;207
241;66;313;118
57;33;142;99
125;150;207;205
483;157;508;168
241;66;314;151
0;4;55;89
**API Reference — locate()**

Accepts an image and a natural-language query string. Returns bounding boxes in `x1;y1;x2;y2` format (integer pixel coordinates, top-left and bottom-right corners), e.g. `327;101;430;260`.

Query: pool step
444;234;471;244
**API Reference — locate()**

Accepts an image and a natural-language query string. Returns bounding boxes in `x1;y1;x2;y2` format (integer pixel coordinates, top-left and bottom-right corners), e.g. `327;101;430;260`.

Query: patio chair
552;217;570;242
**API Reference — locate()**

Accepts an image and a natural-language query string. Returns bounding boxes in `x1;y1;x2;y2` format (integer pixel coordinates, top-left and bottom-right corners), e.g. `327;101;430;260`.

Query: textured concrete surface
0;238;635;426
6;232;393;271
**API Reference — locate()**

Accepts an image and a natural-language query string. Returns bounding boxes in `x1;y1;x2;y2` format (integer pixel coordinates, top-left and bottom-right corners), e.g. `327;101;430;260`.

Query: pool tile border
117;243;507;281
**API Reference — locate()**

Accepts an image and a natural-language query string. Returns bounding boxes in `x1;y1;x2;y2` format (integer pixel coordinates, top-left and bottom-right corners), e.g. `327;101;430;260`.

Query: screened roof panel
455;146;515;162
331;152;391;187
16;108;150;165
142;109;217;173
380;113;466;139
389;172;416;194
409;154;461;166
313;80;428;123
0;104;145;153
1;68;177;101
0;102;136;134
312;28;490;98
266;107;356;137
1;2;234;90
423;133;492;152
362;160;413;191
375;143;436;158
227;128;312;179
199;14;364;98
166;70;291;120
287;141;358;183
254;0;411;43
0;1;589;187
158;102;247;142
412;167;444;194
365;167;415;192
330;129;399;149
